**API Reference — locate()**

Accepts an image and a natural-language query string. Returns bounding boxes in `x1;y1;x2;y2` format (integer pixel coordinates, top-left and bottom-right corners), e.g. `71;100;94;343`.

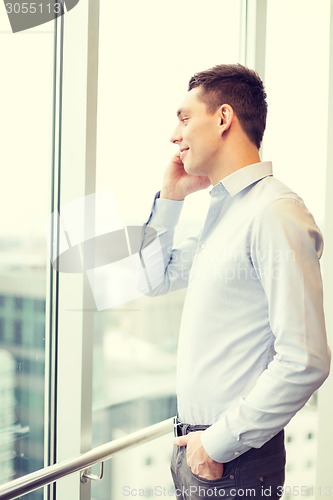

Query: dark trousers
171;428;285;499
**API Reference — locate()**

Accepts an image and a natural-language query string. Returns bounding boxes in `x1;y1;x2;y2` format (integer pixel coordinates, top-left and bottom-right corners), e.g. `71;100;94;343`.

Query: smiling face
170;87;224;180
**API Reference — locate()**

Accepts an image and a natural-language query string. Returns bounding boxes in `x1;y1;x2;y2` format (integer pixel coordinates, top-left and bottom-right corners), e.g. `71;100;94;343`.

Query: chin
183;164;192;175
185;165;205;177
184;162;198;176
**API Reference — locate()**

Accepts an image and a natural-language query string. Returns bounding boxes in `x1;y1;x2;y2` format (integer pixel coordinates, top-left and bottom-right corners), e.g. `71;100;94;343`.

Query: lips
180;147;189;160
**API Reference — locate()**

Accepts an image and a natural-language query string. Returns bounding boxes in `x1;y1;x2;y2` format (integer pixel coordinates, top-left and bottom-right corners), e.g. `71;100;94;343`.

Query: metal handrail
0;417;174;500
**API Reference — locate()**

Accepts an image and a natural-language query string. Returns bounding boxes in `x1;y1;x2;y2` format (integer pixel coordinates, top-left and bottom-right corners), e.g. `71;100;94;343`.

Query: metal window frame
43;9;64;500
240;0;267;76
48;1;100;499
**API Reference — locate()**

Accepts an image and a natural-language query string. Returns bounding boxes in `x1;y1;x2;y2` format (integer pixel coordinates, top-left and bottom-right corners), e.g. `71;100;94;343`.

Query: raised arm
139;153;210;295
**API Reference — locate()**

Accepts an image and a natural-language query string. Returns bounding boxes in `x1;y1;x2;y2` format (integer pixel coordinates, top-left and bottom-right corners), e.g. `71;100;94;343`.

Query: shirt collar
211;161;273;197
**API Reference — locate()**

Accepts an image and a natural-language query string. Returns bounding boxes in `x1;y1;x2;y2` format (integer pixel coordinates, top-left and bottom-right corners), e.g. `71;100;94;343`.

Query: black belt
173;416;285;461
173;416;210;437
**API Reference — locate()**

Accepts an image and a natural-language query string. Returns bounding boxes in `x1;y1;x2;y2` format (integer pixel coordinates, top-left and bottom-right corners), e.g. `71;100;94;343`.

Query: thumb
174;435;189;447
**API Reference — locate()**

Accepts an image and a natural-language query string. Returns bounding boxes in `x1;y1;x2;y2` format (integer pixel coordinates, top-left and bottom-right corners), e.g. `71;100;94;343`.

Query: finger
174;435;189;447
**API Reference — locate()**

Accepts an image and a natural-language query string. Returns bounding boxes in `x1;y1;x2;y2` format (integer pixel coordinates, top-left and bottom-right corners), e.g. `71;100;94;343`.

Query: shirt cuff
147;196;184;230
200;417;252;464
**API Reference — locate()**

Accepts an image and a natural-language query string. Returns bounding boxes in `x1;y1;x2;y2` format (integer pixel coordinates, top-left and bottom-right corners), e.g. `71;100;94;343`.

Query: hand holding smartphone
160;152;211;201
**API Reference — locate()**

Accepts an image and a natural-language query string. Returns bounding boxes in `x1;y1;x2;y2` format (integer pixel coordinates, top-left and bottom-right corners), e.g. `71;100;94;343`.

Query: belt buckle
173;416;180;437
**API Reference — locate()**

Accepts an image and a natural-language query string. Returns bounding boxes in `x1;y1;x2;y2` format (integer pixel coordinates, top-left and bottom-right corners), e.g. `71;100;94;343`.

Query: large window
1;1;332;499
0;11;54;500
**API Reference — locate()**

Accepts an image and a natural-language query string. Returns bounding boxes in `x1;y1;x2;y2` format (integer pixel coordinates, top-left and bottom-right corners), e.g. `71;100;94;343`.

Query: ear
218;104;234;136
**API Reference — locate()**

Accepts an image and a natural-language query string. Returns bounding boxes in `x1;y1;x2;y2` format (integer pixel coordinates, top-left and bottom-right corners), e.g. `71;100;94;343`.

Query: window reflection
0;21;53;499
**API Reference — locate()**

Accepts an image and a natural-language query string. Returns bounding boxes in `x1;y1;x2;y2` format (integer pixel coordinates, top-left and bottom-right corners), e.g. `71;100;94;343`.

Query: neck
209;144;261;186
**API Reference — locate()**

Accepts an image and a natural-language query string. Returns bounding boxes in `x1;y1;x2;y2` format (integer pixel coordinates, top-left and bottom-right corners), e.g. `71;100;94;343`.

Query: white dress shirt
142;161;330;463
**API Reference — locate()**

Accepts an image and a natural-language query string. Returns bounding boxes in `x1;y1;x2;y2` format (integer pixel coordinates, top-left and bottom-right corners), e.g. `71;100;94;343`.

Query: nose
170;124;182;144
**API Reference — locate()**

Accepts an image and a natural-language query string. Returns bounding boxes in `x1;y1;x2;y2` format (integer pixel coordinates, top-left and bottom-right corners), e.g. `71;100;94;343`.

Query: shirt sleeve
139;193;199;295
201;197;331;463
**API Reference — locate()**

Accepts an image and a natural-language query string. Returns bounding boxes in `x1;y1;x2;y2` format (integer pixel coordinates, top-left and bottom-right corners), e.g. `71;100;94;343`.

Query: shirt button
200;243;205;250
234;451;240;456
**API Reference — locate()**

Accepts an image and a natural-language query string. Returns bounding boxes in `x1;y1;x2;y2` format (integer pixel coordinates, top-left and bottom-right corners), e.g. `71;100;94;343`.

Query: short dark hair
188;64;267;149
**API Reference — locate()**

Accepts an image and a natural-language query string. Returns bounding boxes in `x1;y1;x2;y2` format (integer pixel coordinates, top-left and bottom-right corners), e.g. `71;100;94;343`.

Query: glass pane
0;15;54;500
264;1;330;498
92;1;243;498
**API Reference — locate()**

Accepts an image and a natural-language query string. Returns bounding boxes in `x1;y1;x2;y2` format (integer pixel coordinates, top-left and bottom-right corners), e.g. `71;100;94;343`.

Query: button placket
198;186;228;247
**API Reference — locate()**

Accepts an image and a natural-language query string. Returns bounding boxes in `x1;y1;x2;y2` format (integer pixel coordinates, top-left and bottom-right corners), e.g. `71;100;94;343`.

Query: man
141;64;330;499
